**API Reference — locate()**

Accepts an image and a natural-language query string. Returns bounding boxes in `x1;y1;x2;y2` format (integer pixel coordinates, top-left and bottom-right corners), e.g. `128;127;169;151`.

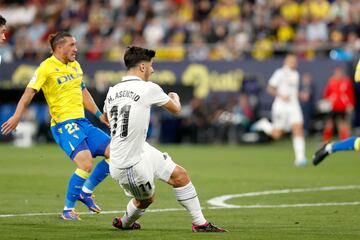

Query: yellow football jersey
27;55;85;126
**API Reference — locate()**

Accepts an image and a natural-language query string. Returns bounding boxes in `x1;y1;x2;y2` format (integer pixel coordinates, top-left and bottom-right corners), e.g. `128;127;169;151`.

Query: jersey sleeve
27;65;47;91
355;59;360;82
268;69;281;87
146;82;170;106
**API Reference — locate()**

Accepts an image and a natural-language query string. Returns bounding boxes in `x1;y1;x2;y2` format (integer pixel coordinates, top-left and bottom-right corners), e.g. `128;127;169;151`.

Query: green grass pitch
1;138;360;240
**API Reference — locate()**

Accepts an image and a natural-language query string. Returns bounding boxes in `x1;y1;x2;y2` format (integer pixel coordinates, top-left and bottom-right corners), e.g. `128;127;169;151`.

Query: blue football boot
78;192;102;213
59;209;81;220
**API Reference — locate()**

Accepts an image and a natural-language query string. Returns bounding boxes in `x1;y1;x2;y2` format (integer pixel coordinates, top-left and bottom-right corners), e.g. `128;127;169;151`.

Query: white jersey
268;66;300;105
268;66;303;129
104;76;170;168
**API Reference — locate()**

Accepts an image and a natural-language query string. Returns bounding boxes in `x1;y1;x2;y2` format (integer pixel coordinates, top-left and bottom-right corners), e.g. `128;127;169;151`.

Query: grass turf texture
1;138;360;239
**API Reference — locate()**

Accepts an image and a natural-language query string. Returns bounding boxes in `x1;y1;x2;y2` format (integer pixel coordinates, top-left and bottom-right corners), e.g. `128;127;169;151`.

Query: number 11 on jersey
110;105;131;137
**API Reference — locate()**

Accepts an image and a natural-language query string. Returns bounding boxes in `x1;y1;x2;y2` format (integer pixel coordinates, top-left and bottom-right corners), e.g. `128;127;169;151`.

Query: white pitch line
2;185;360;218
0;208;187;218
208;202;360;209
207;184;360;208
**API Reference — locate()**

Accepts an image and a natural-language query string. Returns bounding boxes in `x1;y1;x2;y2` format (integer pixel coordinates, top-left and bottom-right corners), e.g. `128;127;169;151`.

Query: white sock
173;182;207;226
258;118;273;136
63;207;74;211
293;136;306;161
81;186;92;194
121;199;145;228
326;143;333;153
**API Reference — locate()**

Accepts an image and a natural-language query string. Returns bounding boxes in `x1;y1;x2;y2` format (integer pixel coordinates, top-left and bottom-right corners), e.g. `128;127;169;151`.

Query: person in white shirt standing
252;53;308;167
103;46;226;232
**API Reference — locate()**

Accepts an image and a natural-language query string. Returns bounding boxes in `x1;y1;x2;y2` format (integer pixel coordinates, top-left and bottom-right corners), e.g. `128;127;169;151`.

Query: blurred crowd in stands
177;93;256;143
0;0;359;144
0;0;360;62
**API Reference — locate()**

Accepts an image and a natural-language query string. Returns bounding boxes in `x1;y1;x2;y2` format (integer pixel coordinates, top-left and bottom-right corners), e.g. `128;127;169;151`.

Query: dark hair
124;46;156;70
48;31;72;51
0;15;6;26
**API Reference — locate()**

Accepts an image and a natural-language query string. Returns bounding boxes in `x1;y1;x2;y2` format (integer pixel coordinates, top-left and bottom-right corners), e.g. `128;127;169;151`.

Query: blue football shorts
51;118;110;160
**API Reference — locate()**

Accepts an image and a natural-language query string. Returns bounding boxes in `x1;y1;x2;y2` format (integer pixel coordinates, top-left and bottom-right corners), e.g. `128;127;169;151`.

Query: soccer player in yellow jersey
1;32;111;220
313;60;360;166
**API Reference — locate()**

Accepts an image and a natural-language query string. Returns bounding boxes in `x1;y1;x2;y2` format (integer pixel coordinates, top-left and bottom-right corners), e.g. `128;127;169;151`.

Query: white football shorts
272;101;303;131
110;142;177;200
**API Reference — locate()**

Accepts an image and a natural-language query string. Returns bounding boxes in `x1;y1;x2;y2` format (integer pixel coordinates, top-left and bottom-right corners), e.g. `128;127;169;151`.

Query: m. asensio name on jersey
107;90;141;103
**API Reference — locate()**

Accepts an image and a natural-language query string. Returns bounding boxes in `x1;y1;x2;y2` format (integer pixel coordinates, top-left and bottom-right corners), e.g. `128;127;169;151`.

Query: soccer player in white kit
103;46;226;232
253;53;308;167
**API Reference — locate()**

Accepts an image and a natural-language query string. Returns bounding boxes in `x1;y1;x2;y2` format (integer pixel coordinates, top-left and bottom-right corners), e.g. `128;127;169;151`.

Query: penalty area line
208;184;360;208
208;201;360;209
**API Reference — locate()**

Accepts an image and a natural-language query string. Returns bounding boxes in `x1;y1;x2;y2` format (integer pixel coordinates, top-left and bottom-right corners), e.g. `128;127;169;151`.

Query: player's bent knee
74;158;93;172
169;166;190;187
292;124;304;136
81;163;93;173
73;150;94;172
272;133;282;140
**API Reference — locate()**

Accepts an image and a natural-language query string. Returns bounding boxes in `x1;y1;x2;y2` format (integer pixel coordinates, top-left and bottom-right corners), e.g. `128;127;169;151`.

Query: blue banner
0;59;349;101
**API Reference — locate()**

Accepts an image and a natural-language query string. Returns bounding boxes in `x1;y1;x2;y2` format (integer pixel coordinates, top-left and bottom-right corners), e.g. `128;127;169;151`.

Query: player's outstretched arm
82;88;109;127
1;87;36;135
163;92;181;115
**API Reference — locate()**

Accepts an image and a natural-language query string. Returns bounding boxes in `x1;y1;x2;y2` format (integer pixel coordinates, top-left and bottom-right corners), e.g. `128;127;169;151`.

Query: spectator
181;98;209;143
280;0;300;25
306;16;328;44
329;30;353;61
143;17;165;46
232;93;254;136
330;0;350;22
187;34;210;61
194;0;212;22
322;67;354;142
